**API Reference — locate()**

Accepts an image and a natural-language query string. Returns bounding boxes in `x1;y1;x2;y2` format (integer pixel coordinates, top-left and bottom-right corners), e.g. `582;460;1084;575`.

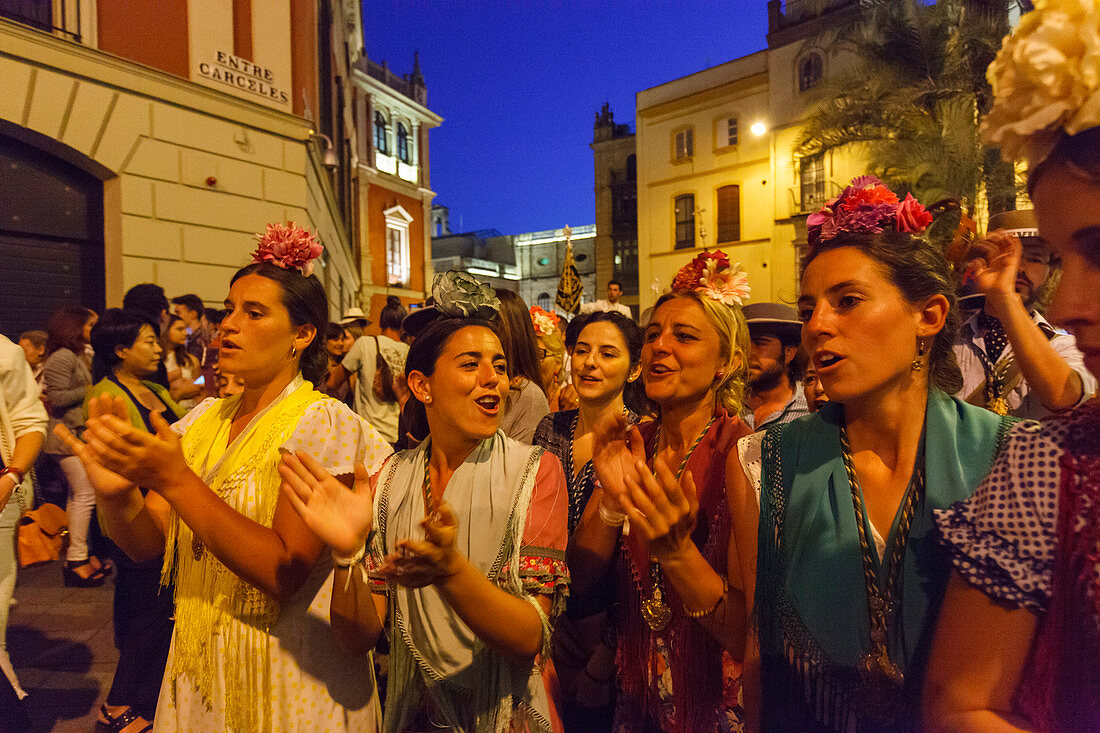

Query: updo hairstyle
230;262;329;386
803;229;963;395
379;295;408;332
402;317;504;442
650;290;750;414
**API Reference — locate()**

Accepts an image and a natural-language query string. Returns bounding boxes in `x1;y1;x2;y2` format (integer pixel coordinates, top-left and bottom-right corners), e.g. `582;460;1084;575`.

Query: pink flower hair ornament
670;250;751;307
251;222;324;276
806;176;932;251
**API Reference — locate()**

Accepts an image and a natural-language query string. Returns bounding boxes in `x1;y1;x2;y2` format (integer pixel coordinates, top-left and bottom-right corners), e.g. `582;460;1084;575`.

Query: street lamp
750;121;768;137
309;132;339;168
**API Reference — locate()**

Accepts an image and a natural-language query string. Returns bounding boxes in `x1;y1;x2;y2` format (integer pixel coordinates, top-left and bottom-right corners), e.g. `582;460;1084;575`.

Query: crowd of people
0;2;1098;730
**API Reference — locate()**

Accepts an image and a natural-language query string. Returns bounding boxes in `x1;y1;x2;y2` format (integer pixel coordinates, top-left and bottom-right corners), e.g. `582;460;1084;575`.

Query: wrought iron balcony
1;0;82;42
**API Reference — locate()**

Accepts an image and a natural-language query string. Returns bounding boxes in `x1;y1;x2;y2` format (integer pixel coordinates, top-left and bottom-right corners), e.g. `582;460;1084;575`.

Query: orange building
350;56;442;324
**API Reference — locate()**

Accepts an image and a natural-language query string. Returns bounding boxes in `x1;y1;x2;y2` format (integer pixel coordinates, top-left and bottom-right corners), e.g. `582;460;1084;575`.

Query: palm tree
796;0;1029;214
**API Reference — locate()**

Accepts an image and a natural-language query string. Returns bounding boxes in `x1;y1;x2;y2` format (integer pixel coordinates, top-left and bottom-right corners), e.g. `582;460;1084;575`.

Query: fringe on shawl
384;445;553;733
160;395;315;733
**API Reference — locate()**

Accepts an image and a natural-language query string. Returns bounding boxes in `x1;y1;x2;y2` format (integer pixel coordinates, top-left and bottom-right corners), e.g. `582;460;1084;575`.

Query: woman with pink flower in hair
571;250;753;730
55;222;392;732
721;176;1015;731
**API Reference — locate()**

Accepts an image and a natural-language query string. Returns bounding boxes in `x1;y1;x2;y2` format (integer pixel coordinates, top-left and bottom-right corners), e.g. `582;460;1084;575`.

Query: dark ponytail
230;262;329;386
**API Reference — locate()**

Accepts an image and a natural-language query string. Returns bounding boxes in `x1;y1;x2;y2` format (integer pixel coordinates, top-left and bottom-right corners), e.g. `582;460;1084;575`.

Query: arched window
397;122;411;163
537;293;552;310
374;112;389;155
799;53;823;92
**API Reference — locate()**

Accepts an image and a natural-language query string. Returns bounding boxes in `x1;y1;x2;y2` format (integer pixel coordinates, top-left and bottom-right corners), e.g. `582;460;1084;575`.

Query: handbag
372;337;398;403
17;502;69;568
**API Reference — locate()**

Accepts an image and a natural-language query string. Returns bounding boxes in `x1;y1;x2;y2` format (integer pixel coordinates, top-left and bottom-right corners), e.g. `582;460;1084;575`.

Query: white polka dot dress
155;397;392;732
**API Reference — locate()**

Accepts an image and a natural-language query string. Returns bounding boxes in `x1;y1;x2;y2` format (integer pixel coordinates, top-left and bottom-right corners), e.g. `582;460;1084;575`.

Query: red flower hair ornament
806;176;933;251
670;250;751;306
251;222;324;276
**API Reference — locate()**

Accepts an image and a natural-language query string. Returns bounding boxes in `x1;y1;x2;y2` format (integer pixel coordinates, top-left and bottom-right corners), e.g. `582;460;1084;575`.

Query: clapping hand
378;503;461;588
621;456;699;563
591;412;646;516
53;395;139;499
280;452;375;558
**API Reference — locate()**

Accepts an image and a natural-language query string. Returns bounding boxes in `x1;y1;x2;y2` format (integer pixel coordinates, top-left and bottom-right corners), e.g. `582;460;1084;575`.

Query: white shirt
579;299;632;318
342;334;409;444
954;309;1097;420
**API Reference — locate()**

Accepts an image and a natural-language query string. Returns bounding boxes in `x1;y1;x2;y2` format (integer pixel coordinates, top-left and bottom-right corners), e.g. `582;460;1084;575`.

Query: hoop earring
291;345;297;359
911;340;926;372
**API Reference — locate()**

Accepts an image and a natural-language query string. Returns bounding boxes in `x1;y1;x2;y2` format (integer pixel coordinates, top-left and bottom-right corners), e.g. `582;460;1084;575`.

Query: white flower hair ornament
252;222;324;276
670;250;751;306
980;0;1100;167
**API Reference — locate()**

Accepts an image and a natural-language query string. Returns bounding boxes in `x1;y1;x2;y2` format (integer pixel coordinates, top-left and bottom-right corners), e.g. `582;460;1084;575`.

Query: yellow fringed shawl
161;378;324;733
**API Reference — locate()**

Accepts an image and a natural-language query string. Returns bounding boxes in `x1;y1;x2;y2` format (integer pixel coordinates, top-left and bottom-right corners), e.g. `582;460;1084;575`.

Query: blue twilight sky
362;1;770;236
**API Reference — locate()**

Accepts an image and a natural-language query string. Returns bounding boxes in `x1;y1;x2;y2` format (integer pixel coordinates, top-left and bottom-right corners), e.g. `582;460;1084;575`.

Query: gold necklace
640;415;717;632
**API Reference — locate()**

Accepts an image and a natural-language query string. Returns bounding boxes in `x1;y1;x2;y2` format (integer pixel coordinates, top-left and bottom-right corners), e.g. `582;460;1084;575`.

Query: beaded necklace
640;414;717;632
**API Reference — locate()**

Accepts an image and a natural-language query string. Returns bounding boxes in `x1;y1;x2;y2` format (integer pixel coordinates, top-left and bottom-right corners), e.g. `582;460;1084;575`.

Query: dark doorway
0;133;104;340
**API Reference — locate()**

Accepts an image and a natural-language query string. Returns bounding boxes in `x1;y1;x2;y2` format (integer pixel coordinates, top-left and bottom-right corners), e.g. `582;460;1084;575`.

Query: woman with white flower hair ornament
54;222;393;732
280;270;571;732
720;177;1016;732
569;250;753;730
925;1;1100;729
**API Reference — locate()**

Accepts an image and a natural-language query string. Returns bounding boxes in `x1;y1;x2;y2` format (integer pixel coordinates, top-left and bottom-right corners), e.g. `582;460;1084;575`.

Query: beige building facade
635;0;865;313
0;1;363;338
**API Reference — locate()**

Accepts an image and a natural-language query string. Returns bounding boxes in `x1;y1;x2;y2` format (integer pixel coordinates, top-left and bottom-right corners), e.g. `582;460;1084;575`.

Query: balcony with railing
1;0;82;41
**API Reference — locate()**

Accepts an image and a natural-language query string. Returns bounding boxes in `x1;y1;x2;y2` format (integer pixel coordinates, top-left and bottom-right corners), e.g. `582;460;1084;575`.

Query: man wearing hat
741;302;810;430
954;209;1096;418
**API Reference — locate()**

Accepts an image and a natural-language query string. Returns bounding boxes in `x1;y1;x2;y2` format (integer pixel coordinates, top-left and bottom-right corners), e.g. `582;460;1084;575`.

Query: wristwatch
0;467;24;484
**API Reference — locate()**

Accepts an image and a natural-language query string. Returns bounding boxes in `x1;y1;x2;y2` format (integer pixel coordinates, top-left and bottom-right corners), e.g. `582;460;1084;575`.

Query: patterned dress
156;392;392;732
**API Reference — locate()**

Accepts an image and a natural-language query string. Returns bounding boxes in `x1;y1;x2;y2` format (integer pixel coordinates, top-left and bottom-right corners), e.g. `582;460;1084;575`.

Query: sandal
62;559;107;588
95;705;152;733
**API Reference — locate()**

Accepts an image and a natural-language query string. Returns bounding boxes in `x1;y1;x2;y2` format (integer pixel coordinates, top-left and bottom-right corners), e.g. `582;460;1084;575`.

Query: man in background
955;209;1097;418
580;280;632;319
740;302;809;430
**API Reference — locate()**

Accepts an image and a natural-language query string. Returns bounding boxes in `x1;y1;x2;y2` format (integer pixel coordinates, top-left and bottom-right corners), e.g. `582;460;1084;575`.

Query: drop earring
911;340;926;371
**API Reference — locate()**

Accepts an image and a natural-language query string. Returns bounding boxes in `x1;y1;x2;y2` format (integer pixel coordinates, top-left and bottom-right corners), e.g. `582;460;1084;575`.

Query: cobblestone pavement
9;562;116;732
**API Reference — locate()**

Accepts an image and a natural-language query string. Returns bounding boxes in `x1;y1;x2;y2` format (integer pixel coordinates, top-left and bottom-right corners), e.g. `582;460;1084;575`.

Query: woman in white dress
57;223;391;732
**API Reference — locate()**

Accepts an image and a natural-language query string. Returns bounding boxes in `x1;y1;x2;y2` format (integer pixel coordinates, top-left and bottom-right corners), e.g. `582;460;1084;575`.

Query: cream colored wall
1;19;358;311
636;39;870;313
637;74;778;312
188;0;294;111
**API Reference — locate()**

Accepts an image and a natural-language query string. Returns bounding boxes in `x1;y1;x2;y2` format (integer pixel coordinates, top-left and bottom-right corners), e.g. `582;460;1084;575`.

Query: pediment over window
383;204;413;224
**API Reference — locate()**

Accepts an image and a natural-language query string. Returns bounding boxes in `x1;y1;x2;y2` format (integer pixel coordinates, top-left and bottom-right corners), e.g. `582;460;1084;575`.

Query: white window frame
727;117;738;147
384;204;413;288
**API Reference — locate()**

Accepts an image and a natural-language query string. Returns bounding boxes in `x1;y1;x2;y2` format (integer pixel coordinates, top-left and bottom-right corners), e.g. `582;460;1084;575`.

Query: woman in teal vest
725;176;1016;731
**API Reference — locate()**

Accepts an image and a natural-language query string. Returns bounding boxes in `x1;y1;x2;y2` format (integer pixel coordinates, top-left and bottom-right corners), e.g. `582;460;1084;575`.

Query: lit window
716;185;741;243
383;205;413;287
674;128;693;160
374;112;389;155
800;154;826;212
397;122;411;163
674;194;695;250
727;118;738;147
799;53;823;92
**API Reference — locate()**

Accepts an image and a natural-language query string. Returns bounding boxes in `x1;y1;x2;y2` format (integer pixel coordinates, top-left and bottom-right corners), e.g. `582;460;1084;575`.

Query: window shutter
716;185;741;243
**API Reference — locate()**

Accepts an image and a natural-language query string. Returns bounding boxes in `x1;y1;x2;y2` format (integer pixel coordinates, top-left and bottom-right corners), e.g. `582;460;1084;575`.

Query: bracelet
597;502;627;528
332;530;375;568
0;467;24;485
684;578;728;619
